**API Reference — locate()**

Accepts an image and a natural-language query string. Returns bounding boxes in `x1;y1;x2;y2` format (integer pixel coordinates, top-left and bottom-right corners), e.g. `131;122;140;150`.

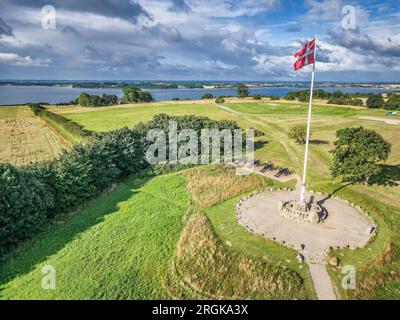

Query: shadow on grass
254;140;268;151
309;139;329;145
0;175;152;289
369;164;400;187
317;182;353;206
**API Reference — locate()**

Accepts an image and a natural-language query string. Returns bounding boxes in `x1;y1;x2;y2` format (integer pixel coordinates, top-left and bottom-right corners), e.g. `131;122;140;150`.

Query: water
0;85;395;105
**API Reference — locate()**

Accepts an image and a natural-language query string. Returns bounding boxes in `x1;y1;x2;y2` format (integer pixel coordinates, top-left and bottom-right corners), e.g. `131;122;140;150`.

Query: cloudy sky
0;0;399;81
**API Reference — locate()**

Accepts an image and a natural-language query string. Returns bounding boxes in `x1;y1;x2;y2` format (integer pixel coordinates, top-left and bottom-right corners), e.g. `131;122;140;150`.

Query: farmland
0;106;68;166
1;98;399;299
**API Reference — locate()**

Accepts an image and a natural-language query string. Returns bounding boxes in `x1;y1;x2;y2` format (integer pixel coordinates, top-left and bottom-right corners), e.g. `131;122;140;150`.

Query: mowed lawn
0;106;68;165
52;100;400;299
0;167;314;300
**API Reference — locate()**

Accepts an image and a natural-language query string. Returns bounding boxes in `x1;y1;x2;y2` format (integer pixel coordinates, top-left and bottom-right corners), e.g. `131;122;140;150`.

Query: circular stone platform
237;189;376;263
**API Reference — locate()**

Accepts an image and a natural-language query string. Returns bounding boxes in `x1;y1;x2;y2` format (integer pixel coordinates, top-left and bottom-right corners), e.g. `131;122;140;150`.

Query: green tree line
0;112;241;257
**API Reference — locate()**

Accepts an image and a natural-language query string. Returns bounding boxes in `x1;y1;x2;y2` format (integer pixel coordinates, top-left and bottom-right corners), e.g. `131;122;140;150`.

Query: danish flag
294;39;316;71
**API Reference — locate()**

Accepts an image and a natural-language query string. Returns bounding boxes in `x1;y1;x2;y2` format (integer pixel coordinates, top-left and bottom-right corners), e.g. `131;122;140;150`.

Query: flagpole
300;36;317;203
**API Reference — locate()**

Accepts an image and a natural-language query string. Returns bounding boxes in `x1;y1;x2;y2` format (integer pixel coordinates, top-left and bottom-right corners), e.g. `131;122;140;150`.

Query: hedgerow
0;112;242;256
29;104;93;142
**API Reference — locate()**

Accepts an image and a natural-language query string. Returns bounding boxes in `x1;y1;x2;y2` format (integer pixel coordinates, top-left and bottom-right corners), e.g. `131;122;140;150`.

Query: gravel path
237;188;375;300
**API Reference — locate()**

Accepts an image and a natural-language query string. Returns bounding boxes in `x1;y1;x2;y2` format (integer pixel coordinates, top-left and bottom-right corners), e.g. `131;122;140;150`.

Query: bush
201;93;214;99
327;97;364;106
215;96;225;103
253;94;262;100
366;94;385;108
0;163;54;255
385;94;400;110
288;125;307;144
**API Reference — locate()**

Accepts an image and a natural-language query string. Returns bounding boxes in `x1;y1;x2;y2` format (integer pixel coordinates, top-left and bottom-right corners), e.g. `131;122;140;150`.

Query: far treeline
285;89;400;110
75;86;154;107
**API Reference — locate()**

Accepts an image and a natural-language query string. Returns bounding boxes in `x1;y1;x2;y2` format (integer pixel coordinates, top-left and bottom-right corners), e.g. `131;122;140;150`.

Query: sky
0;0;399;81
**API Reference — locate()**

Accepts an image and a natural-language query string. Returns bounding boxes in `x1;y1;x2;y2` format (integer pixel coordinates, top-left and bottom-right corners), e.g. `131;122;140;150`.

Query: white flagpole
300;36;317;203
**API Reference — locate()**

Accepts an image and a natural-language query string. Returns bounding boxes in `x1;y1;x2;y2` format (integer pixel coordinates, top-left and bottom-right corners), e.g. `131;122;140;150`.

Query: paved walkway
308;263;336;300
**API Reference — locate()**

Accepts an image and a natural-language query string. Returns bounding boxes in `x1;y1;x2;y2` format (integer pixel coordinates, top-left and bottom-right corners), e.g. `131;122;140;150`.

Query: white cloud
0;52;50;66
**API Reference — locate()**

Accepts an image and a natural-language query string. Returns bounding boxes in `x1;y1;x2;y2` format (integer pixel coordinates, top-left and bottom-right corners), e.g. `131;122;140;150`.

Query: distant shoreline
0;81;399;91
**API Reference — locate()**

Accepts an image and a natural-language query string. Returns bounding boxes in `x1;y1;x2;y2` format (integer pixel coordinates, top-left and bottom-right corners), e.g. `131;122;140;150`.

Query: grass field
46;99;400;299
0;166;314;299
1;99;399;299
0;106;68;166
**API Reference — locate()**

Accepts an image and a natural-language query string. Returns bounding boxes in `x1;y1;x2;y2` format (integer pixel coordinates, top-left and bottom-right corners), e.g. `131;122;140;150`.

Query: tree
77;92;91;106
122;86;154;103
331;126;391;183
201;93;214;99
288;125;307;144
331;90;345;99
253;94;262;100
237;85;249;98
385;94;400;110
366;94;385;108
0;163;54;255
215;96;225;103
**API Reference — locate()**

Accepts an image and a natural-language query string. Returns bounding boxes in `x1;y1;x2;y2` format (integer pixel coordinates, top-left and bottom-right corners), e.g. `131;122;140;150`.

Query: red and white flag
294;39;316;71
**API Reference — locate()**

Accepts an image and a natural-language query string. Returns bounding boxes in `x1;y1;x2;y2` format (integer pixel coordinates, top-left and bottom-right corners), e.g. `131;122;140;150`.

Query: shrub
215;96;225;104
366;94;385;108
385;94;400;110
201;93;214;99
253;94;262;100
327;97;364;106
0;163;54;255
288;125;307;144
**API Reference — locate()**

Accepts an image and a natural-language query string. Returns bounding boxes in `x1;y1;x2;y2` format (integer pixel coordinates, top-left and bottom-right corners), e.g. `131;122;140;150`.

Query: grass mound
167;214;306;299
185;165;291;208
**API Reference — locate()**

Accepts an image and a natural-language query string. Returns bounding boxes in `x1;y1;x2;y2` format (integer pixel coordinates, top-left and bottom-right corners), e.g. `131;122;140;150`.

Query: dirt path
215;103;244;115
359;116;400;125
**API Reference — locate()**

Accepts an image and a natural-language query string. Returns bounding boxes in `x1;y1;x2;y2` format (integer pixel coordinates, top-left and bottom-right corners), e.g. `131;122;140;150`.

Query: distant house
203;85;215;89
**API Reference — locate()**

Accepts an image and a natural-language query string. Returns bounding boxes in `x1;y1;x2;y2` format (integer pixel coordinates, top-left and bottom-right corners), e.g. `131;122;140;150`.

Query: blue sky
0;0;399;81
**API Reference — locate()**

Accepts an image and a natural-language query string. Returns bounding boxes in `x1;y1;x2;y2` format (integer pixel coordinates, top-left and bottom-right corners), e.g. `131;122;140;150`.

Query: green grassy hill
0;166;314;299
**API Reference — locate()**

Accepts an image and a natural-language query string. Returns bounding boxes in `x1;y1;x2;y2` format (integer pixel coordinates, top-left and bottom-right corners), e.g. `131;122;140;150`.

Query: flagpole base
300;184;306;203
